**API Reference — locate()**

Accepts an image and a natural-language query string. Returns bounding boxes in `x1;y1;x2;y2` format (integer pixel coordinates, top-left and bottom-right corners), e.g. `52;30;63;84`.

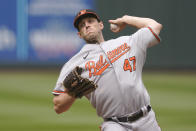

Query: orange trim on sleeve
147;27;160;42
52;90;65;94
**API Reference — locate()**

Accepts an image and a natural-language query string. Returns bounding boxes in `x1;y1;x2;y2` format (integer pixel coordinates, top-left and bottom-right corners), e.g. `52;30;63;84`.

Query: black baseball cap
74;9;101;30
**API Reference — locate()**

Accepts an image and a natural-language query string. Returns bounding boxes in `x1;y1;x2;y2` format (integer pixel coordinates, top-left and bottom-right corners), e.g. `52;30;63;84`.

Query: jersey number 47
123;56;136;72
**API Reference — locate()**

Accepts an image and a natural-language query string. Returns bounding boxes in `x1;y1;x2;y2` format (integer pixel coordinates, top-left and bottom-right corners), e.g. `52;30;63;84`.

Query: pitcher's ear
99;21;104;30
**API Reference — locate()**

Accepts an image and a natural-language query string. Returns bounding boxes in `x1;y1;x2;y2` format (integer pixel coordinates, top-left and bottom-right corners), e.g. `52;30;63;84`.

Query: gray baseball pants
100;110;161;131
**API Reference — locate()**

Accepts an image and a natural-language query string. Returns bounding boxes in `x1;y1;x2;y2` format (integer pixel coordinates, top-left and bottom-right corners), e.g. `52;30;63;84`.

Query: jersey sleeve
51;48;86;96
52;66;67;95
52;83;65;95
129;27;161;52
52;62;74;95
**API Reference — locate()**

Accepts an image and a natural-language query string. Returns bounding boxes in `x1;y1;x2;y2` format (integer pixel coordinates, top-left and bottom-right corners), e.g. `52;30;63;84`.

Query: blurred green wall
96;0;196;68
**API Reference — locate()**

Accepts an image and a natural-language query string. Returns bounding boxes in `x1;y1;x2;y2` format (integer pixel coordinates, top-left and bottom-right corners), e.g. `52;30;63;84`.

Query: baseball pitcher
52;9;163;131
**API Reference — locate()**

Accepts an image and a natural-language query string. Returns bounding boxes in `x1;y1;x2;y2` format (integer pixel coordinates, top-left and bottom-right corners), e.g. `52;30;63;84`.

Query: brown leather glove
63;66;97;98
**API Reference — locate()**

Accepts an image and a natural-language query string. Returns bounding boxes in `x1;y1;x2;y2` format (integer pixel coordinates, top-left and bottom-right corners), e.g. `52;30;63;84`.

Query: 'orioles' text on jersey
52;27;161;118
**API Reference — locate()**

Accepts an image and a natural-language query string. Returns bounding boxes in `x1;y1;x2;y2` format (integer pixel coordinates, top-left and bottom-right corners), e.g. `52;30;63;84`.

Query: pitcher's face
78;17;104;44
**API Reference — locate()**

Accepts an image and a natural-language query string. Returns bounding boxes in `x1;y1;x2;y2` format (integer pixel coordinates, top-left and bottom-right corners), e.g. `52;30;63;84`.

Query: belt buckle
111;116;119;122
126;117;130;122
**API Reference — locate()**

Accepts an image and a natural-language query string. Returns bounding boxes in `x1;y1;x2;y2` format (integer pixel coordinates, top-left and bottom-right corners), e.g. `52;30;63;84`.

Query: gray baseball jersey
52;27;161;118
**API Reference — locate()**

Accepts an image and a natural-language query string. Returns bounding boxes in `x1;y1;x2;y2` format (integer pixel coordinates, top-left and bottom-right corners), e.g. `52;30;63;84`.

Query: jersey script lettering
85;43;131;78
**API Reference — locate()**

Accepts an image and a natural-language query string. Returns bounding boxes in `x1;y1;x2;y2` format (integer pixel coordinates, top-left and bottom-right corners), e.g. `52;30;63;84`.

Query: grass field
0;69;196;131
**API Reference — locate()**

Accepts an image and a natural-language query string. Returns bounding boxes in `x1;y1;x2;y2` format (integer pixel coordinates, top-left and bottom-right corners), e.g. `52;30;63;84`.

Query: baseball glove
63;66;97;98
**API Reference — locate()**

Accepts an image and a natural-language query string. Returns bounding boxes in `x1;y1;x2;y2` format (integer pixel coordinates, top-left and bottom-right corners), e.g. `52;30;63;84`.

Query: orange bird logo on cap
79;10;87;15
